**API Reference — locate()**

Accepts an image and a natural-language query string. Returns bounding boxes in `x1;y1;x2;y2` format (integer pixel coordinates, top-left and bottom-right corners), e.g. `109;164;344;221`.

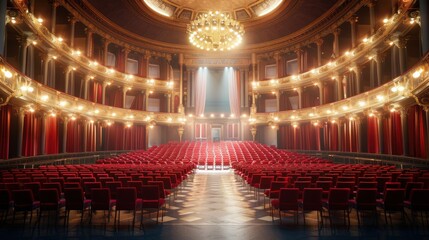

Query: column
145;90;149;111
69;17;77;48
42;54;52;85
396;37;407;74
400;108;409;155
275;91;280;112
421;1;429;54
178;126;184;142
39;112;46;155
250;126;257;142
62;117;68;153
353;65;361;94
368;0;376;34
51;1;59;33
103;38;110;66
318;81;324;105
64;66;73;94
274;52;282;78
251;53;257;113
375;53;383;86
86;29;93;58
17;108;25;157
296;87;302;109
0;0;7;56
122;87;128;109
349;16;358;48
21;37;31;74
178;53;184;113
167;93;171;113
315;39;323;67
333;75;343;101
332;28;341;58
83;75;92;100
370;54;376;88
102;81;108;105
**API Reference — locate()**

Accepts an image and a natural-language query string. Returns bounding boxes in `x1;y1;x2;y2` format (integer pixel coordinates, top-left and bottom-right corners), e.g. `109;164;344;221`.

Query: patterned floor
1;170;429;239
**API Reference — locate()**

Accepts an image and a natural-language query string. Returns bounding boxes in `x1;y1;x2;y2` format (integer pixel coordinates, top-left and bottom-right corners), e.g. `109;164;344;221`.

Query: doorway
211;127;221;142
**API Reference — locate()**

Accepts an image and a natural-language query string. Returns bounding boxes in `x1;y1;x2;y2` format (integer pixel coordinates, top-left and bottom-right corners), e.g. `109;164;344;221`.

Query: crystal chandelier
187;11;244;51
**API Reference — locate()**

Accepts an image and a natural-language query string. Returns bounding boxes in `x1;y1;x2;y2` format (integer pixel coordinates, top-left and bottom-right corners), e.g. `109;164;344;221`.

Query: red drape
89;81;103;104
0;105;11;159
45;116;59;154
86;122;97;152
117;49;126;72
106;123;124;150
106;87;123;108
22;112;41;156
391;111;403;155
382;115;391;154
124;124;146;150
278;125;294;149
367;116;379;153
328;122;338;151
324;82;335;104
66;120;82;153
407;106;427;158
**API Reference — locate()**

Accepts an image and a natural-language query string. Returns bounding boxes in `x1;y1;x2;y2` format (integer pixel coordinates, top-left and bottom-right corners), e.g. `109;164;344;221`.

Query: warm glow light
2;69;13;78
59;101;68;107
413;68;423;78
40;95;49;101
358;101;366;107
210;113;215;118
20;85;34;93
376;95;385;101
187;11;244;51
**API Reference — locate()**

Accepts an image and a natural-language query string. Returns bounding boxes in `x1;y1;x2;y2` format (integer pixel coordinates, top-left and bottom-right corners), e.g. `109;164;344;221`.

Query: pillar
318;81;324;105
349;16;358;48
21;37;31;74
178;126;184;142
69;17;77;48
42;54;52;85
145;90;149;111
122;87;128;109
51;1;59;34
275;90;280;112
250;126;257;142
123;48;130;73
334;75;343;101
83;75;91;100
396;37;407;74
178;53;184;113
296;87;302;109
375;54;383;86
86;29;93;58
102;81;108;105
400;108;409;155
294;48;303;73
103;39;110;66
332;28;341;58
315;39;323;67
64;66;73;94
356;115;363;153
167;93;171;113
251;53;257;113
353;65;361;94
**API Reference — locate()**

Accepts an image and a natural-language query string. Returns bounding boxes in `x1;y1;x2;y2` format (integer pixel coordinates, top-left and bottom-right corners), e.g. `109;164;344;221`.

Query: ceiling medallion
187;11;245;51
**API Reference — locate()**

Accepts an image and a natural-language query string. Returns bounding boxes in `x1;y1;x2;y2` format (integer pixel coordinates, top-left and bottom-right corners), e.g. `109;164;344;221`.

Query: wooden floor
1;170;429;239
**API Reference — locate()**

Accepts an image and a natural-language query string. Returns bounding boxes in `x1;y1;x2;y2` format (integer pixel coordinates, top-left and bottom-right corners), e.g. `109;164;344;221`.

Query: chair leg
384;209;388;224
356;209;360;226
278;209;282;224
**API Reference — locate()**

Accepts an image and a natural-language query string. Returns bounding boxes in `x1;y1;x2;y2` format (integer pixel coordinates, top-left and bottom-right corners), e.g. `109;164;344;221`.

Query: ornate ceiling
76;0;339;50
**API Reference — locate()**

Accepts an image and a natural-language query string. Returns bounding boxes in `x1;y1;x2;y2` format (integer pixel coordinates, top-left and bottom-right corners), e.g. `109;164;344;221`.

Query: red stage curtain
22;112;41;156
407;106;427;158
89;81;103;104
106;123;124;150
66;120;82;153
382;116;390;154
106;88;123;108
86;121;97;152
328;122;338;151
124;125;146;150
391;111;403;155
293;126;301;149
324;82;335;104
279;92;292;111
350;120;358;152
278;125;294;149
367;116;379;153
45;116;59;154
0;105;11;159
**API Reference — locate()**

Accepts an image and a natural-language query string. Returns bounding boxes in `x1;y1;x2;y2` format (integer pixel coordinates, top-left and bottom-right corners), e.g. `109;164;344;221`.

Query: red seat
271;188;299;224
299;188;324;225
140;185;165;224
323;188;350;227
377;188;405;225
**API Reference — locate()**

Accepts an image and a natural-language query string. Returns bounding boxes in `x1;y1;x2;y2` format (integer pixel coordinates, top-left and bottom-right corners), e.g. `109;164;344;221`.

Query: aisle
162;170;274;225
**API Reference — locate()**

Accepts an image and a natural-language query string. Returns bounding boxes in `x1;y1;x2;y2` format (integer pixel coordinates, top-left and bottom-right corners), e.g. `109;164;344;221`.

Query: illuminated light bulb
220;114;225;118
313;122;319;126
331;120;336;123
188;114;193;117
358;101;366;107
3;70;13;78
200;114;204;117
274;117;279;121
149;124;154;129
32;41;37;45
369;112;375;117
412;69;423;78
57;37;63;42
383;18;389;24
40;95;49;101
309;113;314;117
76;105;84;111
28;107;35;113
111;112;116;117
167;117;172;122
292;123;298;128
11;17;16;24
391;86;398;92
126;123;132;128
89;120;94;124
326;110;332;114
59;101;67;107
376;95;385;101
107;122;112;126
342;105;349;111
37;18;43;23
210;113;215;118
50;112;56;117
52;56;57;60
70;116;77;121
363;37;369;43
94;109;100;114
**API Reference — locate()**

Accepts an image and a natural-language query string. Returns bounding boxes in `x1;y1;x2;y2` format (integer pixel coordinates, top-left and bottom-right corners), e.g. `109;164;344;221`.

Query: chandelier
187;11;244;51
